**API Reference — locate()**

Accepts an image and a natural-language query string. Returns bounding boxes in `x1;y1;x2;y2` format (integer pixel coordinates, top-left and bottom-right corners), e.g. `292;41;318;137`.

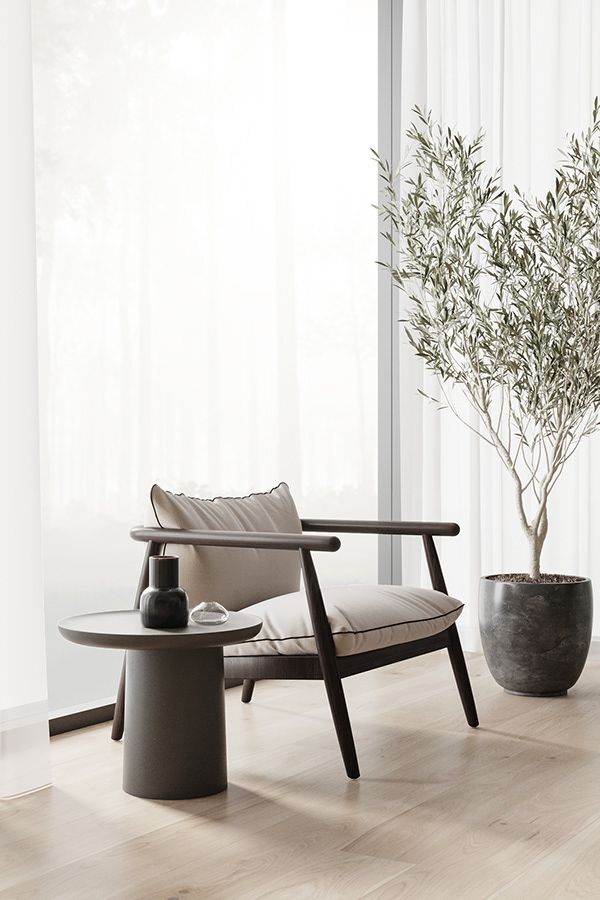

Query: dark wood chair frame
111;519;478;779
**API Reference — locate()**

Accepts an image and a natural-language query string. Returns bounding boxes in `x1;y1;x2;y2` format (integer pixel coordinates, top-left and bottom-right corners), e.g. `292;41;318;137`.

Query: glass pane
32;0;378;713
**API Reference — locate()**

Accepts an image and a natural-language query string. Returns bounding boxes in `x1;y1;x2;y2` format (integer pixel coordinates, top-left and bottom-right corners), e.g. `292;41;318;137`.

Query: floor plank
1;652;599;899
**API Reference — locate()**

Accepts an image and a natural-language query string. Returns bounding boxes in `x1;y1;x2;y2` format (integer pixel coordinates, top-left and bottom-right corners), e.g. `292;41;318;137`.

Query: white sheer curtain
32;0;378;714
0;0;50;798
398;0;600;650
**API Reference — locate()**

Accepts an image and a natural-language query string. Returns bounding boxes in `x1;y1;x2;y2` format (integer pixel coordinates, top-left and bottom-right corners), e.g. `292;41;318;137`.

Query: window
32;0;378;714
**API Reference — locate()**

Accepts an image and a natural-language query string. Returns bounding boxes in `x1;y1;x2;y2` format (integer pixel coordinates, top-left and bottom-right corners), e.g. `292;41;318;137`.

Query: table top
58;609;262;651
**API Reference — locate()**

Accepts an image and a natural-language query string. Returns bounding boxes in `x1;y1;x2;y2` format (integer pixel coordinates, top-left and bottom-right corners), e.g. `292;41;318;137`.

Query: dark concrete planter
479;576;593;696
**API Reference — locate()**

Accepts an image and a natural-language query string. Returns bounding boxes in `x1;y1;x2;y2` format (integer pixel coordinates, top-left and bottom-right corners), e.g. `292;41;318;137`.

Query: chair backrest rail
130;526;341;552
301;519;459;537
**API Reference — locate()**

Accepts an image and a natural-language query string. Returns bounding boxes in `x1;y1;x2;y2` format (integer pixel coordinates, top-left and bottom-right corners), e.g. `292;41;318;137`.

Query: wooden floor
2;653;600;899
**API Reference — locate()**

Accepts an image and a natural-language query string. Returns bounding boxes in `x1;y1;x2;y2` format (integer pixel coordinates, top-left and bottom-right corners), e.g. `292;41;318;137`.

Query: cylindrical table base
123;647;226;799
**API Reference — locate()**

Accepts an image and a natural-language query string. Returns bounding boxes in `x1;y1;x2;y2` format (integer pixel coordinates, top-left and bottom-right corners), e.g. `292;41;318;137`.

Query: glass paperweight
189;601;230;626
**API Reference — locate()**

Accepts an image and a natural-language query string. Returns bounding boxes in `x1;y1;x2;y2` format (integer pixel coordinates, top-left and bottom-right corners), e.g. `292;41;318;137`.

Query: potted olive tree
377;104;600;696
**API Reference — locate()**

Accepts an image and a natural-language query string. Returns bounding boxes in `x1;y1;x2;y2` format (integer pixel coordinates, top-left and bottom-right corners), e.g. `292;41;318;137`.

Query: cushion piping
150;481;292;529
236;603;464;644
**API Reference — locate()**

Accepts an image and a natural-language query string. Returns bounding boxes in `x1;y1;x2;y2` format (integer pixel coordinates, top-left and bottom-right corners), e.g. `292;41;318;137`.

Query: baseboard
49;703;116;736
48;679;244;736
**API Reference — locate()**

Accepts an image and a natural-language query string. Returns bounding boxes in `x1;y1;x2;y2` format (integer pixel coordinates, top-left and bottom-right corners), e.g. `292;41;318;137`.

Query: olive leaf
377;103;600;578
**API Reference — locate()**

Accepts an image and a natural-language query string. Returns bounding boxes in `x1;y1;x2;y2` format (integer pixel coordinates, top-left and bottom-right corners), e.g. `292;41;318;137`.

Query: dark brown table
59;609;262;800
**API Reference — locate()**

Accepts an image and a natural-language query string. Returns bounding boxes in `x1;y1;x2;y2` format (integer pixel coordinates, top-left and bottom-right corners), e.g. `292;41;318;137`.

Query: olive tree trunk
526;507;548;580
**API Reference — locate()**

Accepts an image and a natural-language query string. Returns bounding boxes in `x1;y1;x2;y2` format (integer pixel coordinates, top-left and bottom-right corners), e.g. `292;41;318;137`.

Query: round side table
58;610;262;800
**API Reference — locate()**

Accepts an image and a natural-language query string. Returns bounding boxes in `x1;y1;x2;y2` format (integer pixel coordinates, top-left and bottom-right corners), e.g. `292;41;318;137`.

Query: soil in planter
488;573;583;584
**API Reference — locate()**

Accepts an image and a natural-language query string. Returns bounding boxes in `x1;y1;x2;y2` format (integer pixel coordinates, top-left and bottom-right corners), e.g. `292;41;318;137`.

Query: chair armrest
300;519;460;537
130;527;341;552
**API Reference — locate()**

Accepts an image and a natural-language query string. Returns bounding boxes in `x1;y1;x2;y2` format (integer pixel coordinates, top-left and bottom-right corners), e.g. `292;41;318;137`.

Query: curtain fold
0;0;50;798
397;0;600;650
32;0;378;714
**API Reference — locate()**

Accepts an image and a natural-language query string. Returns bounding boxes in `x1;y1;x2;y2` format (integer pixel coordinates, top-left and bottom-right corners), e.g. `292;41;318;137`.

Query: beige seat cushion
150;482;302;611
225;584;463;657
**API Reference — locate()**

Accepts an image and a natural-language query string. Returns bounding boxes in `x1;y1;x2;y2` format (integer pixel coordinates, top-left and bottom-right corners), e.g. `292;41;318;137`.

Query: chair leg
111;657;126;741
300;548;360;779
241;679;255;703
447;624;479;727
321;668;360;779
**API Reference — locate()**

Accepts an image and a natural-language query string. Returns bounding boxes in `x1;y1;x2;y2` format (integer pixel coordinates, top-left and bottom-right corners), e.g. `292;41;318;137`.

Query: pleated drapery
0;0;50;798
396;0;600;650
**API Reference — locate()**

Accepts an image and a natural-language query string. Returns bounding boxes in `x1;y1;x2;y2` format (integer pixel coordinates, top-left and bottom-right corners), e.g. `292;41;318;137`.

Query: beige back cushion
150;482;302;611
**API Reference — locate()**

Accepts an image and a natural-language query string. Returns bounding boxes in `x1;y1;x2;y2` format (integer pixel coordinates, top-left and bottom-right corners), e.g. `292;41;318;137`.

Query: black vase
140;555;189;629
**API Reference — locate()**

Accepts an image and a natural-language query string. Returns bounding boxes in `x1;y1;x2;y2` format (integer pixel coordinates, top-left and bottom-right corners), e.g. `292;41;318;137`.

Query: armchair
112;485;478;780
